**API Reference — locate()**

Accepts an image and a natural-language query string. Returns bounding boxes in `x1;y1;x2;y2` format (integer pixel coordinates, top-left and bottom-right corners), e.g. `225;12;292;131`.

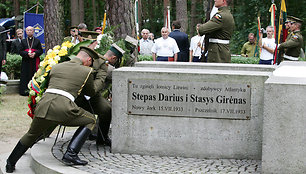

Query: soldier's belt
209;38;230;44
283;54;299;61
45;88;75;101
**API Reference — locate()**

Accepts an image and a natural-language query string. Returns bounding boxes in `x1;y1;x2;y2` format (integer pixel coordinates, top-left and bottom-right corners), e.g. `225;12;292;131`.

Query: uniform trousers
20;114;96;147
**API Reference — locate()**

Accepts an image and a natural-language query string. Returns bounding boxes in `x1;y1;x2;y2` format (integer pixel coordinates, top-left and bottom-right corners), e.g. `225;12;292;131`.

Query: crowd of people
0;0;304;172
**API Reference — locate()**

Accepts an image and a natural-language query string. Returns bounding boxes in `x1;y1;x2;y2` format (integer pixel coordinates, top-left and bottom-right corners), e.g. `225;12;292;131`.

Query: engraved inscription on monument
127;79;251;119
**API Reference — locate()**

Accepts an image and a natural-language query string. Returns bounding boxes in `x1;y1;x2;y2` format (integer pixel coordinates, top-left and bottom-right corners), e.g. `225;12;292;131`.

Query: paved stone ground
52;133;261;174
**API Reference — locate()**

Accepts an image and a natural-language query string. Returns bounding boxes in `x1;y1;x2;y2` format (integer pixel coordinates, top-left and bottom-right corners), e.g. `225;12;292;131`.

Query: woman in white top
258;26;276;65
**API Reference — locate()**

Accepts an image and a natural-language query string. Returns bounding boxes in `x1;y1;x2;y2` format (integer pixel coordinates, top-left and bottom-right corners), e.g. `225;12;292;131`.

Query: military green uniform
75;55;112;142
278;30;303;61
20;57;96;147
198;6;235;63
240;41;257;57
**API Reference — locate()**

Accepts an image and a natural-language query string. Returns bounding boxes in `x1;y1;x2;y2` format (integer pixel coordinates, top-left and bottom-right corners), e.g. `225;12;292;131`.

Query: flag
269;3;277;38
135;0;140;40
24;13;45;52
166;6;171;32
101;10;107;34
278;0;287;43
254;16;261;57
274;0;287;64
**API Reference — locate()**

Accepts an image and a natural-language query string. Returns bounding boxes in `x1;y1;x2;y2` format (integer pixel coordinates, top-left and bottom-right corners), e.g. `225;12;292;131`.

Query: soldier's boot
62;127;91;165
96;121;111;147
6;141;29;173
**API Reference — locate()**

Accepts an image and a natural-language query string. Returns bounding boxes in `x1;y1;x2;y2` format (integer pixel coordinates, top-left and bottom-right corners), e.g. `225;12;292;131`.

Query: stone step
31;134;90;174
0;134;89;174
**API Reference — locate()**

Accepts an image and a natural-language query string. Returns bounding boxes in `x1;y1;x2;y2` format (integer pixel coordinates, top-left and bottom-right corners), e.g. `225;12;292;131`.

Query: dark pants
192;56;201;62
259;59;273;65
20;114;96;147
157;56;174;61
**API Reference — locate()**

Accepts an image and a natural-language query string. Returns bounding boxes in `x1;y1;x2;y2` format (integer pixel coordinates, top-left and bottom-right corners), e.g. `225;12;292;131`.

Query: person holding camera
64;26;82;44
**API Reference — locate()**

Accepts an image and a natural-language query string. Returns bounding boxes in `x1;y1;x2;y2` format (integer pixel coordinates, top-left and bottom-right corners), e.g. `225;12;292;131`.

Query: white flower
53;49;60;55
61;46;68;50
47;49;53;55
48;59;57;67
29;90;36;96
54;55;60;61
35;95;42;102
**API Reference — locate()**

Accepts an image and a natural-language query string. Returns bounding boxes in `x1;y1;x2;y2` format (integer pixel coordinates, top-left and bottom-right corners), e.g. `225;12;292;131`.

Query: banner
24;13;45;52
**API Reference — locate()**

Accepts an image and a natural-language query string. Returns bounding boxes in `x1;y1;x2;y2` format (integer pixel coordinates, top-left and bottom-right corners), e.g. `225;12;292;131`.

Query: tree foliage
0;0;304;54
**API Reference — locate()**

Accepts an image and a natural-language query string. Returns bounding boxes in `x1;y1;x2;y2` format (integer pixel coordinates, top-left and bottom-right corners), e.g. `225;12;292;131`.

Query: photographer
63;26;83;44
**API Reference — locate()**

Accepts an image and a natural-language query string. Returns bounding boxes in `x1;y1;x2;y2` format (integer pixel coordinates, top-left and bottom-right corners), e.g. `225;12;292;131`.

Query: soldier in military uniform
198;0;234;63
278;16;303;61
75;43;125;147
6;47;100;173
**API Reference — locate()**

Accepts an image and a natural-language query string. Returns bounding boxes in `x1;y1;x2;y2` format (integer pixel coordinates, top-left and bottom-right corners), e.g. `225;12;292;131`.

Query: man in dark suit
10;29;23;54
0;25;7;80
19;26;43;96
169;20;189;62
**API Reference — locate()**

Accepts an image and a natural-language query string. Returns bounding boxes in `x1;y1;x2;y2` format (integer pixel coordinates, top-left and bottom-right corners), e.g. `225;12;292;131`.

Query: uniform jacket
279;30;303;58
169;29;190;62
34;57;95;122
0;26;6;61
91;56;108;93
198;6;235;63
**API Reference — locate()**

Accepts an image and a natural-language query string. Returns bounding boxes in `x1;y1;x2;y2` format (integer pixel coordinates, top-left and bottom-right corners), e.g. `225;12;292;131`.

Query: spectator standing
63;26;82;44
78;23;88;42
19;26;43;96
139;29;154;55
241;33;257;57
10;29;23;55
0;25;7;80
169;20;189;62
148;33;155;42
151;27;180;61
258;26;276;65
189;24;205;62
198;0;234;63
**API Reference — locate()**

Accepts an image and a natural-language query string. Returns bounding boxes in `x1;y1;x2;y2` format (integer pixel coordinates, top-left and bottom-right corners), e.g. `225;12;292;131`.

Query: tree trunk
176;0;187;32
138;0;142;33
44;0;64;51
190;0;197;36
13;0;20;31
79;0;84;24
92;0;97;27
106;0;135;39
71;0;79;26
26;0;29;10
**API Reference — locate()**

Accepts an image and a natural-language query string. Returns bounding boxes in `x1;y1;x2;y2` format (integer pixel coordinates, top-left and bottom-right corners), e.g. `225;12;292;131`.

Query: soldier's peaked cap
287;16;303;24
79;46;99;60
109;43;125;59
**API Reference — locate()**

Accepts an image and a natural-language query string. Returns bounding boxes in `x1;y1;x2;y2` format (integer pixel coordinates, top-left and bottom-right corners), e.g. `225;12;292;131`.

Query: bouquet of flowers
27;41;73;118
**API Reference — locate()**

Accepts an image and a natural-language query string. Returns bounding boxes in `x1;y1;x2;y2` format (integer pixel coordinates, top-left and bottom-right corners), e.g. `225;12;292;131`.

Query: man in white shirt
151;27;180;61
139;29;154;55
258;26;276;65
189;24;205;62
